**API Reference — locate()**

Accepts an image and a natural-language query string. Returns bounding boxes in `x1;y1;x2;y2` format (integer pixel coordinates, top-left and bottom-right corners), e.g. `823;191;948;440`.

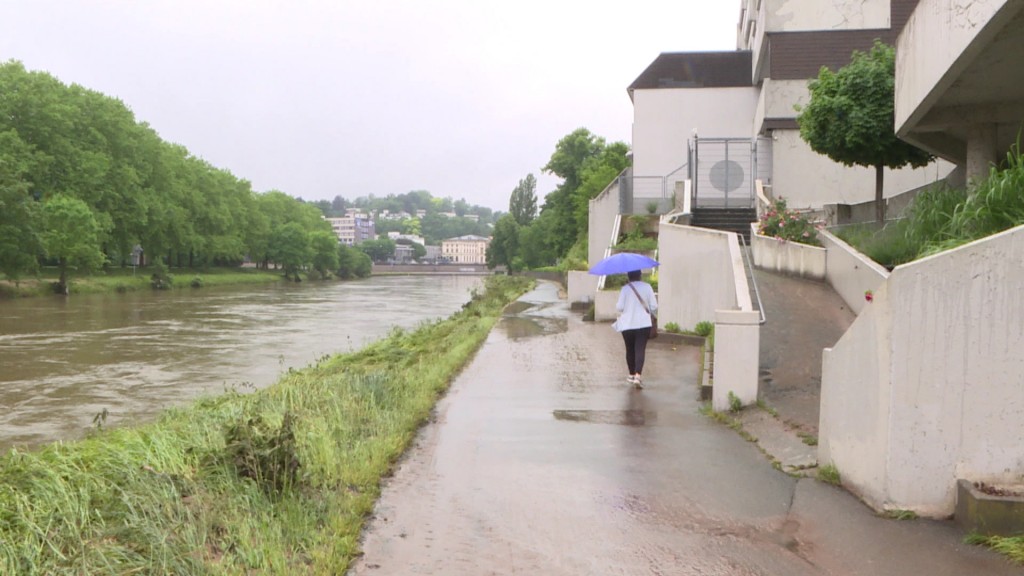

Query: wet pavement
349;281;1018;575
755;268;856;436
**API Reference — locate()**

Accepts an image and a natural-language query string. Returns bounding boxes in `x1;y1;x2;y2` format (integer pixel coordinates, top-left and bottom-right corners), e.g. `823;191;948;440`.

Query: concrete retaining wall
819;229;889;316
820;224;1024;516
750;224;827;281
657;223;738;331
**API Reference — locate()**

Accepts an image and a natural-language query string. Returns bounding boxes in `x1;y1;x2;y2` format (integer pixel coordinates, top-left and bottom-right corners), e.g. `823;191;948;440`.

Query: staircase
691;208;757;242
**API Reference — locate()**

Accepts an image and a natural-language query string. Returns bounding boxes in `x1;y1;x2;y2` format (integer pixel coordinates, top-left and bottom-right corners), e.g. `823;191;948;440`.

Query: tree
337;243;372;278
797;41;933;222
0;130;43;283
40;194;106;293
543;128;613;256
509;173;538;226
309;230;340;279
268;222;311;281
486;214;519;270
358;238;396;263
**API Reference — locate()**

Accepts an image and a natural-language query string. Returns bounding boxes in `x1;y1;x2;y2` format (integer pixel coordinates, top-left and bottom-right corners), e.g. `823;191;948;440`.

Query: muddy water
0;275;481;450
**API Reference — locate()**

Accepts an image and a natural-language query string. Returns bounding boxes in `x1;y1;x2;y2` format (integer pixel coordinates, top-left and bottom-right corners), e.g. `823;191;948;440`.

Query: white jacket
615;281;658;332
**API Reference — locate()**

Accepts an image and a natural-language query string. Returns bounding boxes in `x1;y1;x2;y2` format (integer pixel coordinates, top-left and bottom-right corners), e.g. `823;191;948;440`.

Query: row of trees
487;128;629;271
309;190;496;222
0;60;377;290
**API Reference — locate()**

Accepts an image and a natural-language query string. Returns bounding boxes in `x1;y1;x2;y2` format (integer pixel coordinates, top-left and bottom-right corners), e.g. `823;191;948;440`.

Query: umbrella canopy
588;252;660;276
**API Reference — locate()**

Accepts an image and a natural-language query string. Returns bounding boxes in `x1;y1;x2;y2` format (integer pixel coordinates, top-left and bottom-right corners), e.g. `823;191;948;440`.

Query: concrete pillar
965;124;997;187
711;309;761;412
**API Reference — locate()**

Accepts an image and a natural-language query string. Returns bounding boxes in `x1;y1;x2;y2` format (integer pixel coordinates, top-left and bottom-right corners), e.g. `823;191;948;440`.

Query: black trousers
621;327;650;375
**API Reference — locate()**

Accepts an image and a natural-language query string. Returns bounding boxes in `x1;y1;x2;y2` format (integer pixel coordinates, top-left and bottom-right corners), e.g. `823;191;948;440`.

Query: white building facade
326;214;376;246
628;0;955;216
441;235;489;265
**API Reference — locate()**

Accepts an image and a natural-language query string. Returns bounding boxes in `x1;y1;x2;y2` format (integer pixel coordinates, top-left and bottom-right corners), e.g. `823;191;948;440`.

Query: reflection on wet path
0;275;480;449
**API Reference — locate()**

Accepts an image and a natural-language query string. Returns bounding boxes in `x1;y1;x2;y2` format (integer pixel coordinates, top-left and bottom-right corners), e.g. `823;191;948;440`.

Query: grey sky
2;1;738;212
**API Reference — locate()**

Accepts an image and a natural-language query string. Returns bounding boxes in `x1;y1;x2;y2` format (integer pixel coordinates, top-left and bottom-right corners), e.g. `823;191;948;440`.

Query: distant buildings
441;235;489;265
325;212;375;246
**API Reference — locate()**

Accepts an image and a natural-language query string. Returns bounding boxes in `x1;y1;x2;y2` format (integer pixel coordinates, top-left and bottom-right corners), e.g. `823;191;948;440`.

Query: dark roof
627;51;753;100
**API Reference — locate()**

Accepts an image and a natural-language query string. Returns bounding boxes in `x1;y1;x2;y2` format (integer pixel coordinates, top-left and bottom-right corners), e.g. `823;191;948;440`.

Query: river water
0;275;482;450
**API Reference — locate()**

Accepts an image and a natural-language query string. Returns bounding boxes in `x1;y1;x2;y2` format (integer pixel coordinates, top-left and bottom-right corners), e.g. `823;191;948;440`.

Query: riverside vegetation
0;274;533;575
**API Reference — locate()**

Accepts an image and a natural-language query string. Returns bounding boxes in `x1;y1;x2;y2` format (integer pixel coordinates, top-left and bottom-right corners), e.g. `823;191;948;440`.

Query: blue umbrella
588;252;660;276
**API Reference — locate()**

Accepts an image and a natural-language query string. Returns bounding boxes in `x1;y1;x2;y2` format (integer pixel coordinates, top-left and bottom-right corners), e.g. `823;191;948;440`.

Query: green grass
0;275;533;574
965;534;1024;565
817;463;841;485
0;267;285;298
836;142;1024;268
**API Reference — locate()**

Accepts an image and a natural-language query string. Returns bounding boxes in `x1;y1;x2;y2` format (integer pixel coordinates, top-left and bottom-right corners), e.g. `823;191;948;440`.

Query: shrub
694;320;714;337
664;321;681;333
758;197;821;246
150;261;173;290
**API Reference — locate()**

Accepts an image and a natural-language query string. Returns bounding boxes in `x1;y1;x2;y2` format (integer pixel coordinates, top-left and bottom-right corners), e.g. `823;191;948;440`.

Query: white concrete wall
895;0;1009;135
656;223;739;331
588;178;621;269
770;130;954;209
632;87;758;181
762;0;890;32
751;226;827;281
713;310;762;411
594;289;619;322
819;229;889;315
820;224;1024;516
754;79;808;130
567;271;598;306
819;289;891;510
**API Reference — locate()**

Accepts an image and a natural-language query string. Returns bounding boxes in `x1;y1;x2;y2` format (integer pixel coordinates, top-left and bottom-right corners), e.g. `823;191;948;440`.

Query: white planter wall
751;226;827;280
657;223;738;331
820;224;1024;516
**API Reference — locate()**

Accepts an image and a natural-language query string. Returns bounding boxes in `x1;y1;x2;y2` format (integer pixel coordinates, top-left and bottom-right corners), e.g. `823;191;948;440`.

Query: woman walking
615;269;658;388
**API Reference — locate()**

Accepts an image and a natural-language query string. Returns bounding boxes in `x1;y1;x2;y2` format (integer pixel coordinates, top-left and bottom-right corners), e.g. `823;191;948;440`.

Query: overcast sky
2;1;739;212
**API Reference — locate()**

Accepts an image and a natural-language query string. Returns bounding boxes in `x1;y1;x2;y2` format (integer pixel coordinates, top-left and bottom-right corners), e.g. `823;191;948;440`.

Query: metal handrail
738;233;767;325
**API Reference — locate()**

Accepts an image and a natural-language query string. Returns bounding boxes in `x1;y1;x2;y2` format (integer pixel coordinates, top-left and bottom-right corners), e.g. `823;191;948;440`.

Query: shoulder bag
627;282;658;339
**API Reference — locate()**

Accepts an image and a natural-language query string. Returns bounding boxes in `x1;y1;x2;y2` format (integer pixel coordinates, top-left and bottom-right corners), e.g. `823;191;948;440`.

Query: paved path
349;281;1017;575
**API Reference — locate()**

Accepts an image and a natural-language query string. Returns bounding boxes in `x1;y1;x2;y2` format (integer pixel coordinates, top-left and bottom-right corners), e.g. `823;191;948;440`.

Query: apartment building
441;235;489;265
628;0;952;215
325;213;376;246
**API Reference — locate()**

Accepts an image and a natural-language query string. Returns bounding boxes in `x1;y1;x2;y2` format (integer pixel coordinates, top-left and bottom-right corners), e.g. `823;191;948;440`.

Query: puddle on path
500;316;568;340
553;409;657;426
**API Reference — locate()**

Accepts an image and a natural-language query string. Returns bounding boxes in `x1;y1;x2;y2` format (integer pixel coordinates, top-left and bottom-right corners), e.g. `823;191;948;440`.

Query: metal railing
738;233;766;325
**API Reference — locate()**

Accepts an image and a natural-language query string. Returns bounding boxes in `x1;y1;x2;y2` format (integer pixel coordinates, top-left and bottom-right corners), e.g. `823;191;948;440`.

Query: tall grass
916;143;1024;256
0;275;533;574
837;142;1024;267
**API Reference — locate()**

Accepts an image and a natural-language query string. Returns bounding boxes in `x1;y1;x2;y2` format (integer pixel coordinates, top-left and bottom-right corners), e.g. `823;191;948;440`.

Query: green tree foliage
573;142;630;237
336;244;372;279
542;128;629;256
40;194;106;292
509;173;538;226
358;238;396;263
0;130;42;282
797;41;933;222
309;230;341;279
486;214;519;270
517;211;561;269
268;222;311;281
0;60;335;280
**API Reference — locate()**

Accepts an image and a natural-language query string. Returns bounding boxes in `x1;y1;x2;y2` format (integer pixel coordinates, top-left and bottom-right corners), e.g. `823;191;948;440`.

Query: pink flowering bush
758;197;821;246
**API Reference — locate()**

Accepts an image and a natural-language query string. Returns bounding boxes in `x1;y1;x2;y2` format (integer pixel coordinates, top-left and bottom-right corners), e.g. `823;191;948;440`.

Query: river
0;274;482;450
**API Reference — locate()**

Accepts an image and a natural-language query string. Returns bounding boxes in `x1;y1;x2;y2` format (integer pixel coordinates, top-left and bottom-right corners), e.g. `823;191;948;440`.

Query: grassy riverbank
0;275;534;574
0;267;285;298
